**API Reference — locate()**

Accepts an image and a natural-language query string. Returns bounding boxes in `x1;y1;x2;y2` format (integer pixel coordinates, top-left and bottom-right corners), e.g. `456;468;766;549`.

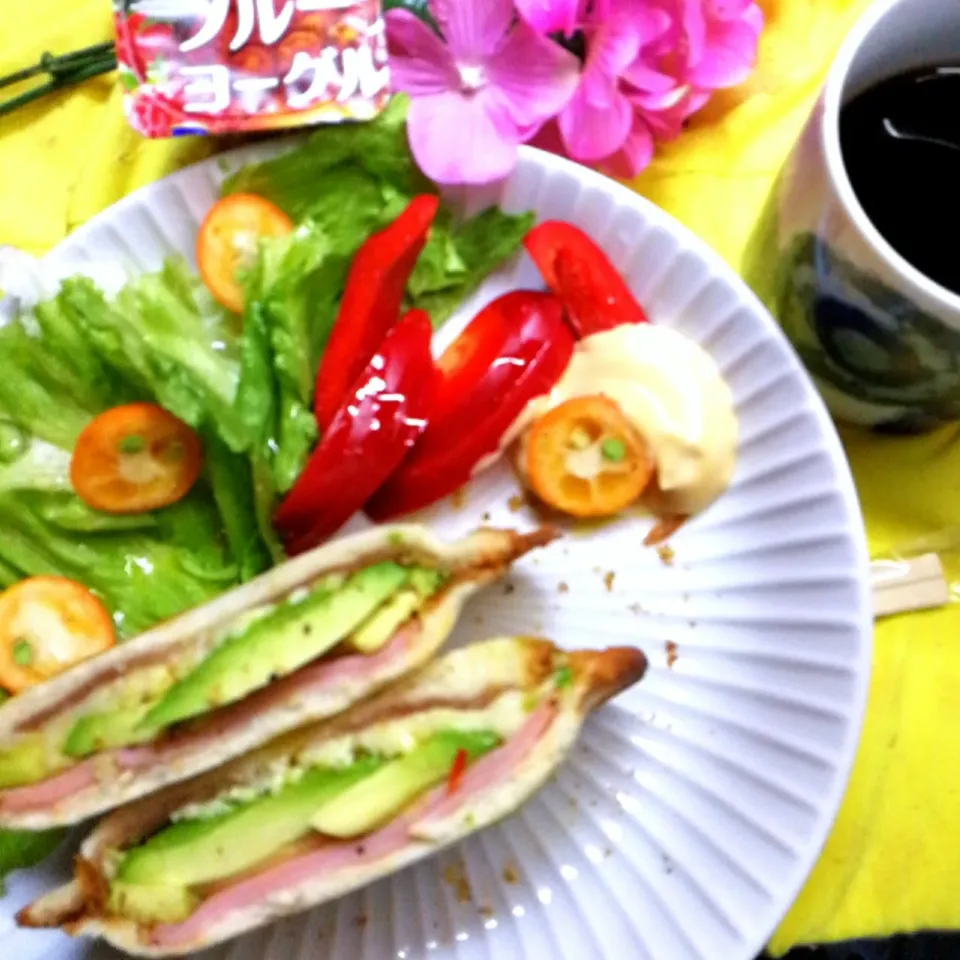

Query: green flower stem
0;44;119;119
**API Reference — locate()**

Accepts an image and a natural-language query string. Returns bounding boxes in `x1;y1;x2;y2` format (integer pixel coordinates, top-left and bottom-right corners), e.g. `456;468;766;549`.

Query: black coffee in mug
840;65;960;296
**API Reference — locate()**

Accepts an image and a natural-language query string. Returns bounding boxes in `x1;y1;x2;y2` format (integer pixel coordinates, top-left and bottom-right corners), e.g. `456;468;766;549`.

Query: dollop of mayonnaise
512;324;738;516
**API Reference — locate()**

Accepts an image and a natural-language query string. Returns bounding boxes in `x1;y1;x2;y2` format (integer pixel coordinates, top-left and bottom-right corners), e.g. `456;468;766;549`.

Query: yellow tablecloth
3;1;959;951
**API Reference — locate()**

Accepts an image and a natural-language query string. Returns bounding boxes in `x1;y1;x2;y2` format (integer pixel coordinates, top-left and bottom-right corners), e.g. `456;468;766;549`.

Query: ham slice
150;796;432;948
0;625;417;811
147;701;558;949
0;761;96;813
413;701;556;828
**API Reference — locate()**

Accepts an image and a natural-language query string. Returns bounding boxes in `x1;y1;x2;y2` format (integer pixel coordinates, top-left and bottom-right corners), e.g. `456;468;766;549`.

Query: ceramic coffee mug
745;0;960;434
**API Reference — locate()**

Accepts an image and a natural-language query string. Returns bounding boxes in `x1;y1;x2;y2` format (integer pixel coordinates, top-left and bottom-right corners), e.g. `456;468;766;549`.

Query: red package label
113;0;390;138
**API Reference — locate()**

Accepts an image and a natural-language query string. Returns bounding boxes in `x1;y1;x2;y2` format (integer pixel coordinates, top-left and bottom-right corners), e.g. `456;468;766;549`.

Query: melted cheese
170;689;538;822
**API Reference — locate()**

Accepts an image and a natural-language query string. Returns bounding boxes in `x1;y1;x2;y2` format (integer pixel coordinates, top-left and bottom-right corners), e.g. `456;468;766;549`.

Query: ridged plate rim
0;141;874;960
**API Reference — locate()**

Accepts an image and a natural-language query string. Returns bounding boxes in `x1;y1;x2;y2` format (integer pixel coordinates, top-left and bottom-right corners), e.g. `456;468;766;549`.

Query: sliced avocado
348;567;443;653
62;663;178;759
309;730;500;838
408;568;443;598
143;563;410;731
117;756;382;888
63;704;160;759
108;881;198;925
0;735;60;789
348;589;423;654
314;572;346;593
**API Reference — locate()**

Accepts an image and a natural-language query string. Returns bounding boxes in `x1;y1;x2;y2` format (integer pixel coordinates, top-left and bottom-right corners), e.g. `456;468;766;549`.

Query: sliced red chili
446;748;468;795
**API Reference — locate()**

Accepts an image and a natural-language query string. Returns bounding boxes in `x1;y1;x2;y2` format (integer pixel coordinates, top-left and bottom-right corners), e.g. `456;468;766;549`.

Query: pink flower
513;0;583;35
385;0;581;185
526;0;762;178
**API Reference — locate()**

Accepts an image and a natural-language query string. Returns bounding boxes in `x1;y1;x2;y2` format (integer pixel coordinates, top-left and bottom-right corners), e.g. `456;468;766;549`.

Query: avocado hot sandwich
0;524;554;829
20;636;646;955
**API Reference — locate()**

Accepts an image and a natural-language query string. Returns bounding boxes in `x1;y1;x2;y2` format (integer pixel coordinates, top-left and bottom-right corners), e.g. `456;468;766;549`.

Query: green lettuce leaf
0;490;236;639
43;262;275;580
57;264;248;453
233;300;285;564
225;97;534;331
0;828;64;895
223;96;430;223
237;232;332;494
408;207;537;327
255;223;332;409
406;205;467;300
0;312;132;450
204;432;273;581
0;301;243;638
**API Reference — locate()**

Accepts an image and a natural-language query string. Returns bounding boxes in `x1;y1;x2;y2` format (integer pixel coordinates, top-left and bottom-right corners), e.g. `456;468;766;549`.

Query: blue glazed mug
747;0;960;434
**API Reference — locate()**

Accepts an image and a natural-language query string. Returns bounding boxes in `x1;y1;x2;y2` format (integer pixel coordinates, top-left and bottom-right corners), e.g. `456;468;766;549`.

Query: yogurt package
112;0;390;138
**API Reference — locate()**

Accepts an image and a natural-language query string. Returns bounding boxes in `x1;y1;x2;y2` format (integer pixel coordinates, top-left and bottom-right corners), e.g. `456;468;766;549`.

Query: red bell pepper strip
313;194;440;433
446;748;468;796
523;220;647;337
366;291;574;522
275;310;437;554
432;289;514;415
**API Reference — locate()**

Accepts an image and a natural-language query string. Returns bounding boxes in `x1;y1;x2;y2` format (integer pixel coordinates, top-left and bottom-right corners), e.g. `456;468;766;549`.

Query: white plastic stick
871;552;950;618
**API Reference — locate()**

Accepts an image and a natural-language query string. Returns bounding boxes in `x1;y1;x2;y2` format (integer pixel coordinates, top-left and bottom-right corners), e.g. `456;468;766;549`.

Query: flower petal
622;2;672;45
432;0;513;59
629;84;691;113
558;72;634;162
706;0;753;21
684;88;713;116
554;2;647;161
588;16;643;80
528;119;567;156
386;10;458;96
587;0;614;25
743;2;764;35
485;22;581;129
679;0;707;68
687;17;761;88
630;86;709;139
406;90;520;184
622;57;678;95
514;0;584;35
601;118;655;178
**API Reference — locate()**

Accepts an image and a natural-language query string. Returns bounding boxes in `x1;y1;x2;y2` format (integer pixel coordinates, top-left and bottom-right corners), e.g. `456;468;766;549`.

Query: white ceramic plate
1;145;871;960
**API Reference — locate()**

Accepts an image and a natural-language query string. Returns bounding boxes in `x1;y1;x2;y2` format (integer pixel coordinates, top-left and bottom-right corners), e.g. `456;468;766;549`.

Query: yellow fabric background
2;0;958;950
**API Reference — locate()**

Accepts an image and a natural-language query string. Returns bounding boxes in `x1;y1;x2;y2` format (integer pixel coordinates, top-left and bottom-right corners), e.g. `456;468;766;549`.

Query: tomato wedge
71;403;203;514
366;291;574;522
524;395;654;518
197;194;293;314
313;195;440;433
275;310;437;554
0;577;115;694
524;221;647;337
